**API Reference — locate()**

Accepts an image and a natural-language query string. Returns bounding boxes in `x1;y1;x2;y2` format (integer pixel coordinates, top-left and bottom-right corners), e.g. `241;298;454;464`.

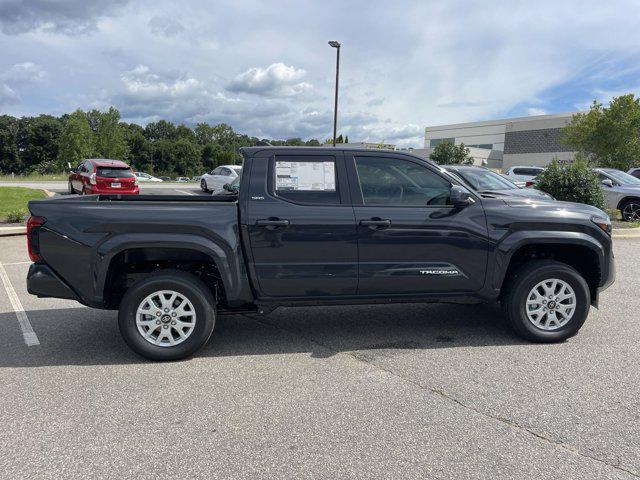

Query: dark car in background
68;159;139;195
444;165;554;200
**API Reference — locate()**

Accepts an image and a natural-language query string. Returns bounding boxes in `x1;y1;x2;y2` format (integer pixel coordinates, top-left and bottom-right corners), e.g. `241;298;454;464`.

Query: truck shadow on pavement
0;302;528;367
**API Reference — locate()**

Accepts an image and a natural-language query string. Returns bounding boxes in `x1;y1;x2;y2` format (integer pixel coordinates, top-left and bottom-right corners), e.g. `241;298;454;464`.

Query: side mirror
601;179;614;188
450;185;474;207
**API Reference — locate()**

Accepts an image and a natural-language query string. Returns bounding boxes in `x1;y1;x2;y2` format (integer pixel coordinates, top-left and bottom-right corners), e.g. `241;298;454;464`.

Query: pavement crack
255;316;640;479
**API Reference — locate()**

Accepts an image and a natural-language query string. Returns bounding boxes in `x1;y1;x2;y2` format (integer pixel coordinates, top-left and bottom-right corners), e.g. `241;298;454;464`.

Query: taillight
27;216;45;262
525;181;535;187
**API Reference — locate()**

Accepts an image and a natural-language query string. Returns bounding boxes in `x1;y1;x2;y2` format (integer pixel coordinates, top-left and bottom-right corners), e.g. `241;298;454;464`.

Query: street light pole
328;41;341;147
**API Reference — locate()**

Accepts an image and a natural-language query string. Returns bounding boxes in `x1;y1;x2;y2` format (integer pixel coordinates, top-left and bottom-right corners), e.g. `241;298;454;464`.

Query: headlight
591;215;612;235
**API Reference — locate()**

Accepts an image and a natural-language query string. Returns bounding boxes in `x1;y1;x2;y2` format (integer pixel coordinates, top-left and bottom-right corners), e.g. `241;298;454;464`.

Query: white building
424;112;578;170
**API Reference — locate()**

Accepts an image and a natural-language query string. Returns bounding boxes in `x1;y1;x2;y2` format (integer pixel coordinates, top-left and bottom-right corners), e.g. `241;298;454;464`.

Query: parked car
200;165;242;192
444;165;553;200
211;173;240;195
135;172;163;182
175;177;191;182
500;173;526;188
68;159;139;195
504;166;545;186
192;175;203;182
159;176;172;182
627;167;640;180
29;147;614;361
595;168;640;221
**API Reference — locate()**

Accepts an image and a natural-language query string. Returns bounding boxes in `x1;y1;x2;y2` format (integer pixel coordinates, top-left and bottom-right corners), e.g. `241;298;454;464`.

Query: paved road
0;180;207;196
0;235;639;479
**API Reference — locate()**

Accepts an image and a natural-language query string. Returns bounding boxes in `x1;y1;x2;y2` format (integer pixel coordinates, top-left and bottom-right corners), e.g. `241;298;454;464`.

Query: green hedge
535;157;606;210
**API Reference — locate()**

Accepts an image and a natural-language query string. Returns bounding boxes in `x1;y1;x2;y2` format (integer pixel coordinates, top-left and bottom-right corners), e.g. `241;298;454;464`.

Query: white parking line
174;189;196;196
0;262;40;346
2;261;32;266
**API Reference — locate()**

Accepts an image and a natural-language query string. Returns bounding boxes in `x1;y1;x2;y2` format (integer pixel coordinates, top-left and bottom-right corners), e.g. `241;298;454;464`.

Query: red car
68;159;139;195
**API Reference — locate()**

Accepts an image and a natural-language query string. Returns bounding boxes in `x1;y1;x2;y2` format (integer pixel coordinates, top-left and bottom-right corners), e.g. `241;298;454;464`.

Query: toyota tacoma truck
26;147;615;360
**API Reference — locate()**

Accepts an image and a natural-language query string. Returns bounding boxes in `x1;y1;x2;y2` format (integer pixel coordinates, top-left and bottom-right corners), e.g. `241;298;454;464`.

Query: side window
212;167;221;175
220;168;231;176
273;156;339;205
355;156;451;206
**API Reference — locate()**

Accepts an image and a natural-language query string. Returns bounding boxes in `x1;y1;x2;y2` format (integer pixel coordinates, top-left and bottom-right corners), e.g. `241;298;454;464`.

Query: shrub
535;155;606;210
6;209;26;223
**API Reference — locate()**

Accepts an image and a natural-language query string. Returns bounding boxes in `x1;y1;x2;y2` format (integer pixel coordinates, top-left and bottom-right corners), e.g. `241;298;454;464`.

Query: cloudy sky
1;0;639;147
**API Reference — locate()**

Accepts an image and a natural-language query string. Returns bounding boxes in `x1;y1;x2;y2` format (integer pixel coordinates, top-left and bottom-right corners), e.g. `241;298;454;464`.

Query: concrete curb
0;226;26;237
612;228;640;239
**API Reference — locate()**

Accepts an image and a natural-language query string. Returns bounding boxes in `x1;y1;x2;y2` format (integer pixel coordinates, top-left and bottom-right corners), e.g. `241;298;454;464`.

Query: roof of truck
239;146;436;165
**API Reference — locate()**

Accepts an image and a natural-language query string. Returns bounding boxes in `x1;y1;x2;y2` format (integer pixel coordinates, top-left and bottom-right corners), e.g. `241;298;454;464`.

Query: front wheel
201;179;209;192
118;270;216;361
68;180;74;194
502;260;590;343
620;199;640;222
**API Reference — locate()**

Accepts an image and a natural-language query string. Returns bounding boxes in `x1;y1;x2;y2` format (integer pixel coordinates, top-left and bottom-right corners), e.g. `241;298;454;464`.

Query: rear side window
97;167;134;178
273;156;339;204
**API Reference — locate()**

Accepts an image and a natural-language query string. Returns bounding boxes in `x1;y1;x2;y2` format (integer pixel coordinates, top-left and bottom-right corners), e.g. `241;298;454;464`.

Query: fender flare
491;230;606;292
93;233;249;307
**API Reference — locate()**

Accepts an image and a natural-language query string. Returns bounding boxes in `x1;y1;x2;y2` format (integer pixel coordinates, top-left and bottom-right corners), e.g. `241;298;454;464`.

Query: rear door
244;151;357;298
346;152;489;295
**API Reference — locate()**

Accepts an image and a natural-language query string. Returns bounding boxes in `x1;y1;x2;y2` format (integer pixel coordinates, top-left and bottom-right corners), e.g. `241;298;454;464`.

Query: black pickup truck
26;147;615;360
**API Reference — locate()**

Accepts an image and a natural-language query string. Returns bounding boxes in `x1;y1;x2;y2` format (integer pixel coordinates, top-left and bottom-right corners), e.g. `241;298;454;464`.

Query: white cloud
1;62;47;84
526;107;548;116
227;63;312;97
0;83;19;105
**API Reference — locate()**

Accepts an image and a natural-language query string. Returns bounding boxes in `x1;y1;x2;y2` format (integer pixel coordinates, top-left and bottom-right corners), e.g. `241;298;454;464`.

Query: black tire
118;270;216;361
201;179;209;192
620;198;640;222
68;180;74;194
502;260;590;343
81;187;86;195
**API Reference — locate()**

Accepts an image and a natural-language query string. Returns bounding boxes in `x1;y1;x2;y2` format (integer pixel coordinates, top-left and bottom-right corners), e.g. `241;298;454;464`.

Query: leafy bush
535;155;606;210
429;140;473;165
6;209;26;223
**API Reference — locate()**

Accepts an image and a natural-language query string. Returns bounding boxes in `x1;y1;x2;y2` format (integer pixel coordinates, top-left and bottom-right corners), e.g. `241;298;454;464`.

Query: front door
346;153;489;295
245;152;358;298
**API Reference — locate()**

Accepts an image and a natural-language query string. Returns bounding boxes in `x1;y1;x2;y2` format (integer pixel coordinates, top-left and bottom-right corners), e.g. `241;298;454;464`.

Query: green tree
535;155;606;210
93;107;129;159
172;138;202;176
144;120;177;142
19;115;63;172
562;94;640;171
57;109;94;169
429;140;473;165
0;115;21;173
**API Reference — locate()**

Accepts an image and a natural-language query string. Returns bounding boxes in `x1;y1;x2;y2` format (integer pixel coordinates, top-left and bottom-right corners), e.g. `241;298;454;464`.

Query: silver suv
595;168;640;221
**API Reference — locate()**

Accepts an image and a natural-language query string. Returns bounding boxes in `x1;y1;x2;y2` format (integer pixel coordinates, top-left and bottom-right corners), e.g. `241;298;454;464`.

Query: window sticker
276;161;336;191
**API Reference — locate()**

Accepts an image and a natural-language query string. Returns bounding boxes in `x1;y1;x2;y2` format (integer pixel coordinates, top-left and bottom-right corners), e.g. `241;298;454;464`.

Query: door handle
256;218;290;228
359;218;391;229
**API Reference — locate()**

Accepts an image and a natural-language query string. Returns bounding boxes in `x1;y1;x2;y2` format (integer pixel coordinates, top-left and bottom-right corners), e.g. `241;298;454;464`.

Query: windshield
456;169;518;190
603;169;640;185
97;167;134;178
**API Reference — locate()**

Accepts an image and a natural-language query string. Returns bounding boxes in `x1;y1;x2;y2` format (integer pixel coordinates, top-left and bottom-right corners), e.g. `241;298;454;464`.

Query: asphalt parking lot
1;234;639;479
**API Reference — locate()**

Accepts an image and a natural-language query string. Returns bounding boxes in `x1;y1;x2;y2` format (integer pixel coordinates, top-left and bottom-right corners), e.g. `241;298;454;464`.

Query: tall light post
328;40;341;147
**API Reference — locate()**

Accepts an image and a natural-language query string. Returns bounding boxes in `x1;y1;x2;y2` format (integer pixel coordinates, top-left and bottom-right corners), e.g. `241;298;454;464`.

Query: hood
502;197;607;217
480;188;551;200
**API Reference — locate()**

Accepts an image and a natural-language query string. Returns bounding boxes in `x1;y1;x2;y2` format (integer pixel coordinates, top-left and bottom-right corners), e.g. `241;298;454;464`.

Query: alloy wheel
136;290;196;347
525;278;576;331
622;202;640;222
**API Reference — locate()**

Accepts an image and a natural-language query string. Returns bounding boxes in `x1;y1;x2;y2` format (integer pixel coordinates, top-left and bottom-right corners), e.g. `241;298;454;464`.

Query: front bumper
27;263;80;301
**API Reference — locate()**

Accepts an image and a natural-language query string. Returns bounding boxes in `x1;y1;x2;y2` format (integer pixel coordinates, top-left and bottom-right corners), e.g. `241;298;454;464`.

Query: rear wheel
201;179;209;192
502;260;590;342
118;270;216;361
620;199;640;222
